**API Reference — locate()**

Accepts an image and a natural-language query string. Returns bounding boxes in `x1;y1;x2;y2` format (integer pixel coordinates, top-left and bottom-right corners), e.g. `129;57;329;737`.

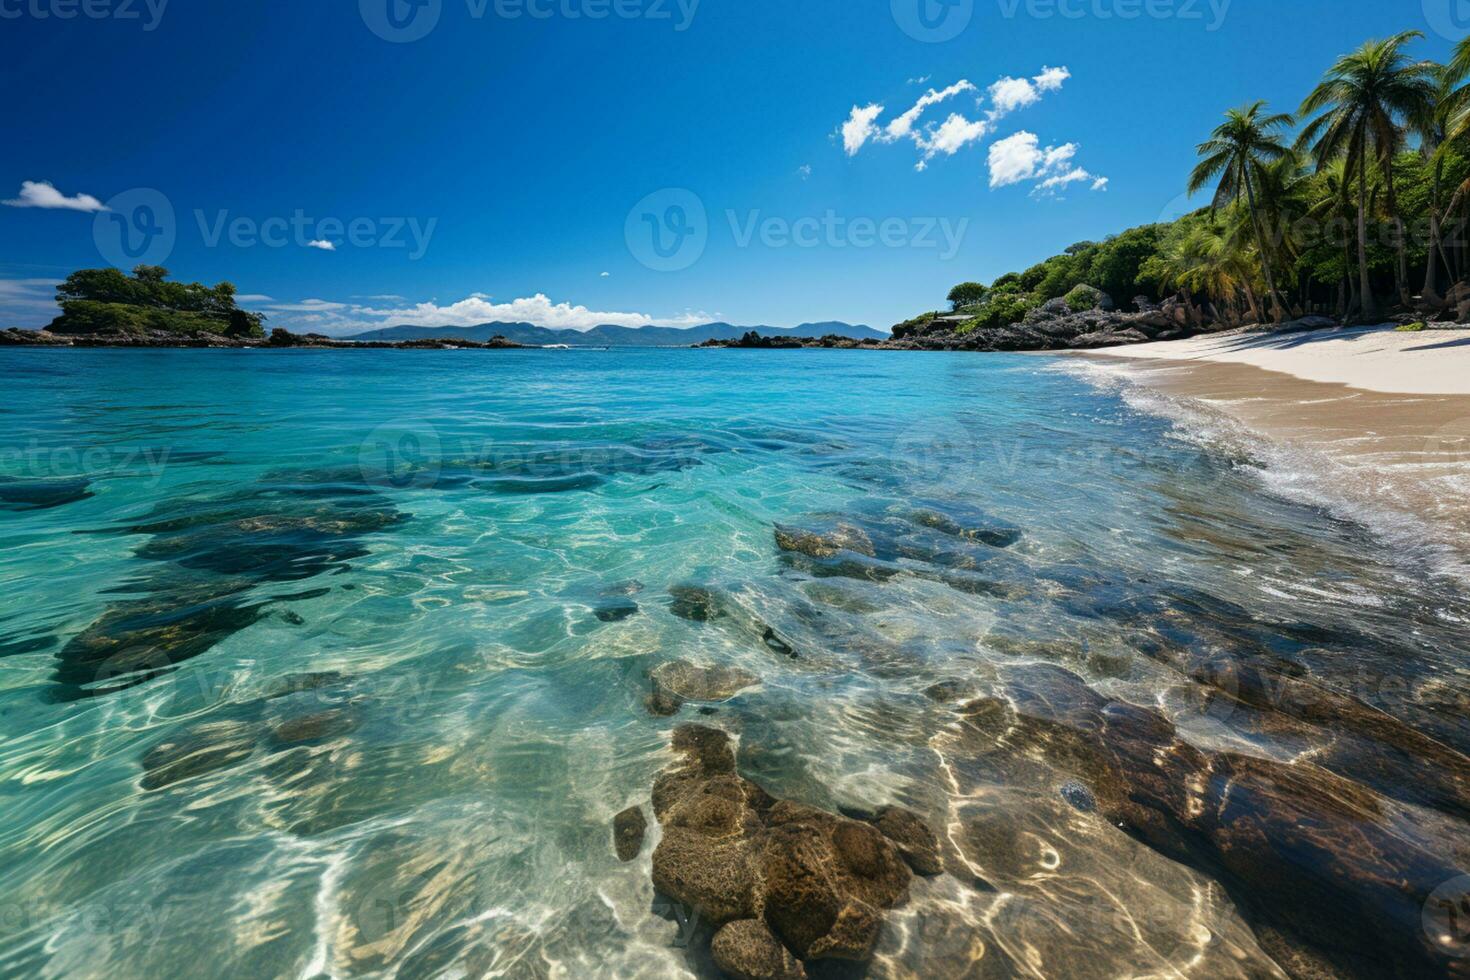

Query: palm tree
1189;101;1294;322
1297;31;1436;316
1156;218;1261;325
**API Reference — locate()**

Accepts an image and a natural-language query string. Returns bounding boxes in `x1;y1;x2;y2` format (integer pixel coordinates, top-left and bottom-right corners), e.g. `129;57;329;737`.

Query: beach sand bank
1072;324;1470;576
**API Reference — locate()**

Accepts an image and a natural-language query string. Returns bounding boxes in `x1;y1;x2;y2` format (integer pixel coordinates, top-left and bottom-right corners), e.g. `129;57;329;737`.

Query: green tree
1298;31;1436;315
946;282;988;310
1189;100;1294;322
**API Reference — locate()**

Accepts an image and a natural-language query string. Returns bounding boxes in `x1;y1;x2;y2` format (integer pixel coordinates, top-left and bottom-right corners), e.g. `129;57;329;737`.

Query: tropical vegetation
929;30;1470;332
46;265;266;338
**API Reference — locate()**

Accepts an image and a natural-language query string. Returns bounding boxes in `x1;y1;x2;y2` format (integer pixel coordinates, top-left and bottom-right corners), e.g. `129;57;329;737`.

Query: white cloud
987;66;1070;120
988;132;1048;188
798;164;812;180
920;113;991;165
838;67;1071;172
235;294;273;303
907;75;931;85
883;80;974;144
841;104;885;156
987;133;1106;197
307;240;337;251
358;294;711;332
600;271;611;277
3;180;107;212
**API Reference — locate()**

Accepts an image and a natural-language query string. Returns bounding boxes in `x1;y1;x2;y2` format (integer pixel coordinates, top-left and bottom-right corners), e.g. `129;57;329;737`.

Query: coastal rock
868;806;943;876
773;522;876;559
647;660;760;716
0;476;94;511
711;919;807;980
954;663;1465;976
668;584;725;622
904;501;1022;548
648;725;913;970
613;806;647;862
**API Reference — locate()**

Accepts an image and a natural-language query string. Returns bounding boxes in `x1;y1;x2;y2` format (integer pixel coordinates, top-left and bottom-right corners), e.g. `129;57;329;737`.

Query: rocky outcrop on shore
0;327;524;350
696;294;1350;353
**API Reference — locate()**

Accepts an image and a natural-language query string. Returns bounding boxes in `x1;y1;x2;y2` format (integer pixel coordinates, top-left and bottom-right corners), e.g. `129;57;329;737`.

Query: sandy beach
1077;324;1470;574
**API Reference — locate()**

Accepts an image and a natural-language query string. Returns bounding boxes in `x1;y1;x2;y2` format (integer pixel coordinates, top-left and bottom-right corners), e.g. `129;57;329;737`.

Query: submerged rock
668;585;725;622
868;806;943;876
955;663;1466;976
613;806;647;862
711;919;807;980
593;598;639;623
647;660;760;716
0;476;93;511
774;522;876;559
648;725;913;972
141;719;261;791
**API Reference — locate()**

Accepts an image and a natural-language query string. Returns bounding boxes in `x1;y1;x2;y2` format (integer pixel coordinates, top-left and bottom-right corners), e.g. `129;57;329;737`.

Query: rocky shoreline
0;327;524;350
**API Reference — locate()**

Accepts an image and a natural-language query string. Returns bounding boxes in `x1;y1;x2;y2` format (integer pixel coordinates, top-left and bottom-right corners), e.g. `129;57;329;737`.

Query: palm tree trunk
1243;170;1286;322
1242;281;1262;324
1382;155;1411;307
1426;158;1446;305
1356;150;1376;321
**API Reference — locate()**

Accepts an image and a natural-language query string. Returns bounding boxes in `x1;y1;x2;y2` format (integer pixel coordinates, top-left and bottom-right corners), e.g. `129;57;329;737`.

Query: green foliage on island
47;266;266;338
920;30;1470;334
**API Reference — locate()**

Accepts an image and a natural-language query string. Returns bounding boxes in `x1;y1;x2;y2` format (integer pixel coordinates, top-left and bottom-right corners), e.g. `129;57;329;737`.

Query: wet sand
1074;327;1470;571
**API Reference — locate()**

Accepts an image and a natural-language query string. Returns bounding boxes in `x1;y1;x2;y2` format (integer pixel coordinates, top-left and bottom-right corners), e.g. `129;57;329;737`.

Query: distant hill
342;321;888;346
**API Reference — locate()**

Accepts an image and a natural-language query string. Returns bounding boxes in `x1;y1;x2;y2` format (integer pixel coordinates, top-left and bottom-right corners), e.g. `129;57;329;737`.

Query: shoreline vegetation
709;30;1470;355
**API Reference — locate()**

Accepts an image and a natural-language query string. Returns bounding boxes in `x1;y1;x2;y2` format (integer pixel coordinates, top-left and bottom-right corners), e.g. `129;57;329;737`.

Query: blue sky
1;0;1462;334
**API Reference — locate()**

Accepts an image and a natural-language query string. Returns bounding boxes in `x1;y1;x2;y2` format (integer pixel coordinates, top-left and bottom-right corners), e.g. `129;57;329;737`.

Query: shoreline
1069;328;1470;577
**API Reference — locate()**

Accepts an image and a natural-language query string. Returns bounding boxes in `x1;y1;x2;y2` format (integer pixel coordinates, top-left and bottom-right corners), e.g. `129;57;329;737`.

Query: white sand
1090;324;1470;396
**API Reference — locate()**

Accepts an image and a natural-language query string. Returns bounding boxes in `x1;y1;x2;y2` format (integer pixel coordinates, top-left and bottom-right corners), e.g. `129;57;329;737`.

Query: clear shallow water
0;348;1466;979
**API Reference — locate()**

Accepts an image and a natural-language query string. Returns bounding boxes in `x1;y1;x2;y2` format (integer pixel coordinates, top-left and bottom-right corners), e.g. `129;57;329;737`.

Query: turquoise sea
0;348;1467;978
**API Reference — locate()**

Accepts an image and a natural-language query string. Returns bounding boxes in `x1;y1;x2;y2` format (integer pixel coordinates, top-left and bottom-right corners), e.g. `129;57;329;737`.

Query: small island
0;266;522;350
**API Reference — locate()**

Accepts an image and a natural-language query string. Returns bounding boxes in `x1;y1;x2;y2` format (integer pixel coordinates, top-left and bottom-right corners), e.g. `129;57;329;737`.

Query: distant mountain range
341;321;888;346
